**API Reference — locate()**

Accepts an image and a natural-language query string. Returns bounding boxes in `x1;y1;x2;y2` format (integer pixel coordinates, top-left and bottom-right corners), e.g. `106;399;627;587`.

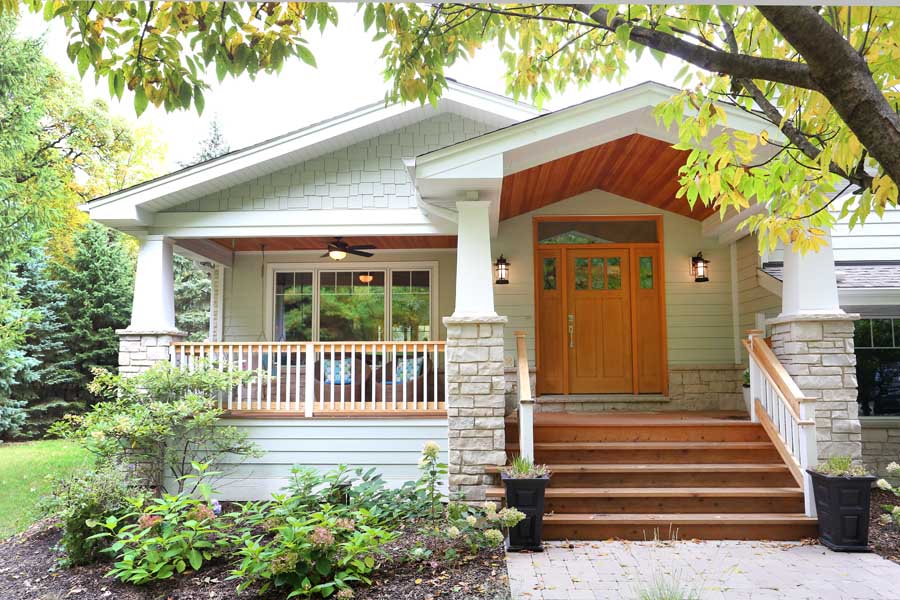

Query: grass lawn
0;439;91;539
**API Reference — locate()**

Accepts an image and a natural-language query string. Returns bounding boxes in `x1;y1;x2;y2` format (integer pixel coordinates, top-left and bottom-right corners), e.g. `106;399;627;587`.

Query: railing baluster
329;343;336;411
340;344;346;411
371;343;377;411
402;343;408;410
434;344;440;410
275;345;281;410
391;344;397;411
227;344;234;410
305;343;315;417
381;343;387;411
423;343;429;411
350;344;356;411
319;345;325;411
285;345;291;411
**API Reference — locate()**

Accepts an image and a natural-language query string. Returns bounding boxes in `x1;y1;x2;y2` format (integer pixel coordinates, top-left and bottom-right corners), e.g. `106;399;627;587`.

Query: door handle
567;314;574;349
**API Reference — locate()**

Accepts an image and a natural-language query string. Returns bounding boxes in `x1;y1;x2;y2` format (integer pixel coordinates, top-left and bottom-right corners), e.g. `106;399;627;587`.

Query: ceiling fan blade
349;244;376;250
348;249;374;258
320;251;331;258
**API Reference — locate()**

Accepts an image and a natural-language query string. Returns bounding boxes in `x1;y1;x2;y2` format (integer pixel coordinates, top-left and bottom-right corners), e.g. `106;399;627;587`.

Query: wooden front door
565;248;633;394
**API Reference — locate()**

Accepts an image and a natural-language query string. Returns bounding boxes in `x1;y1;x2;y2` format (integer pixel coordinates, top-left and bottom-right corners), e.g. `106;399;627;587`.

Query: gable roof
83;79;541;227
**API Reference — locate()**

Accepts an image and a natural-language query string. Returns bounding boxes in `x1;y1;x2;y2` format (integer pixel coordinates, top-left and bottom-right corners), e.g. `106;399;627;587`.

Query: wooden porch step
487;485;804;514
507;441;781;464
506;419;767;443
485;463;795;487
541;513;819;541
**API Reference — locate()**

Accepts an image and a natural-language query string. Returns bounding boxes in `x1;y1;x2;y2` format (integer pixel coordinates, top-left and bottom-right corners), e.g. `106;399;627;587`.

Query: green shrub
89;482;230;584
50;361;260;493
40;462;144;566
230;508;397;598
502;455;549;479
445;500;524;552
814;455;870;477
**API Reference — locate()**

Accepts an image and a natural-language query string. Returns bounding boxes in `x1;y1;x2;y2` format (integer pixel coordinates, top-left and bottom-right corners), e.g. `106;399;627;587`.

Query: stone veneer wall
117;330;187;489
502;365;744;413
861;420;900;476
769;317;862;460
117;330;186;377
444;316;507;502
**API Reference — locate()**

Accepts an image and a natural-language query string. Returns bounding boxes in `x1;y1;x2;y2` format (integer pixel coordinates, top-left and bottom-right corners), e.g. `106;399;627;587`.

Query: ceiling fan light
359;273;374;283
328;249;347;261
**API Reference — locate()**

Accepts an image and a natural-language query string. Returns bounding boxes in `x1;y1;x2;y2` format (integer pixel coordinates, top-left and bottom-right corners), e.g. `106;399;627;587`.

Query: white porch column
445;198;506;501
129;235;177;332
118;234;185;377
453;200;496;317
769;228;860;461
780;229;843;318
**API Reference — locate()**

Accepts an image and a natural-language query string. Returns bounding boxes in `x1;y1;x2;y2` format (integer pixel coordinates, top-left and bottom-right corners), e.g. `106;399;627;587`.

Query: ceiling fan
321;237;376;260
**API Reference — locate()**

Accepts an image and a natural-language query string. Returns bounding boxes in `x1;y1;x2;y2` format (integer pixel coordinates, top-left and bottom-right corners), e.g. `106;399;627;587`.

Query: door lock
567;314;574;349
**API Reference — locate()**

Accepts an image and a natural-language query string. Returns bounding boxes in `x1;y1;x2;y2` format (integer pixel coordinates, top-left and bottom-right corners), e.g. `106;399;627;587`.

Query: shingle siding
163;114;494;214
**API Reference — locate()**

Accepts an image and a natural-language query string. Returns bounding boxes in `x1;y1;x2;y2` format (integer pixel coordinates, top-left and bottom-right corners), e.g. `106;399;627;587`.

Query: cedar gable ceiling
499;134;716;221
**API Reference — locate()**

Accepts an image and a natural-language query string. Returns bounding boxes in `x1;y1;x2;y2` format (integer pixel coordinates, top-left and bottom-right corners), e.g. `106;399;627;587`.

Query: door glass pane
319;271;385;340
574;258;589;290
639;256;654;289
590;258;605;290
607;257;622;290
538;220;658;244
275;272;313;341
391;270;431;341
542;258;557;290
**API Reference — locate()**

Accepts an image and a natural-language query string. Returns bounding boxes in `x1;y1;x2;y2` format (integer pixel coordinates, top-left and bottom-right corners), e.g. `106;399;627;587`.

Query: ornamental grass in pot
501;456;550;552
808;456;876;552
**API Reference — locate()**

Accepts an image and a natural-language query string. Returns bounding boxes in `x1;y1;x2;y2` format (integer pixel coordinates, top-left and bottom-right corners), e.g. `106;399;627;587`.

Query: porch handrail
743;331;817;517
513;331;534;461
169;340;446;417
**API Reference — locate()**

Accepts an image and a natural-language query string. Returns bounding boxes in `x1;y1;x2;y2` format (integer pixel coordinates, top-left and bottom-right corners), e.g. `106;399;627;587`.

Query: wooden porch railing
513;331;535;461
169;341;446;417
743;331;817;517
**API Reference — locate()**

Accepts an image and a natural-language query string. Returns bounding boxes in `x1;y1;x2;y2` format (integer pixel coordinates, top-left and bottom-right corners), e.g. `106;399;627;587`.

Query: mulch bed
0;521;510;600
869;488;900;564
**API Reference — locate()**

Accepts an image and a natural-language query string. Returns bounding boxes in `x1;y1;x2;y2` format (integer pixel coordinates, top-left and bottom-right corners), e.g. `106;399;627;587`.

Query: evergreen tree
174;255;211;341
12;247;79;436
0;267;30;440
55;222;134;403
179;116;230;167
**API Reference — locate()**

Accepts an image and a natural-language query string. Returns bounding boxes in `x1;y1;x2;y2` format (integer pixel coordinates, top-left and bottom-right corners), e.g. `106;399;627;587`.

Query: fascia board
415;82;780;180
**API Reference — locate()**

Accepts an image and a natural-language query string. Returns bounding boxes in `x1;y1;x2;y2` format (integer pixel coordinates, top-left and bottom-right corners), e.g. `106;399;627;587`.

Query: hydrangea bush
875;462;900;526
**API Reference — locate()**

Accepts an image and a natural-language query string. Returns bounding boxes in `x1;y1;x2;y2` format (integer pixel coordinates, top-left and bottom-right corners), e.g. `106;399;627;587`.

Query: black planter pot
502;473;550;552
807;469;877;552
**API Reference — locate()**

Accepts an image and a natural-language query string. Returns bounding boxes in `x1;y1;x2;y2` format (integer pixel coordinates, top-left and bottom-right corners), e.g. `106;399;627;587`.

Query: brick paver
505;540;900;599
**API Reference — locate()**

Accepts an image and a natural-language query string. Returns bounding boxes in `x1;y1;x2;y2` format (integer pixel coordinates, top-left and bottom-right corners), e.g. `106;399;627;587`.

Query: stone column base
444;315;508;502
117;329;187;377
769;314;861;461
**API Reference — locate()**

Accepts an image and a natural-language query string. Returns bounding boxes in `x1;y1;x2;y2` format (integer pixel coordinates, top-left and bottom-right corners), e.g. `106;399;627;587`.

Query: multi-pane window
391;270;431;341
273;267;433;342
855;317;900;416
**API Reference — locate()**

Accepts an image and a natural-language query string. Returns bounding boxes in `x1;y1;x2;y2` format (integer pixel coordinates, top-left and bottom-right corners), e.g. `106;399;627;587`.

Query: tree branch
570;4;820;91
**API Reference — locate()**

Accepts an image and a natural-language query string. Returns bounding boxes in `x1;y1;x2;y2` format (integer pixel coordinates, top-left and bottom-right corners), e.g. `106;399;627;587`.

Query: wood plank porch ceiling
499;134;716;221
210;235;457;252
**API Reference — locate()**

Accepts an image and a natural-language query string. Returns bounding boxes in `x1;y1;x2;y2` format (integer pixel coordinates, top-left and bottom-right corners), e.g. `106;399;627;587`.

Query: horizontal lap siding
161;114;493;214
172;418;449;501
737;235;781;361
493;190;736;368
767;207;900;262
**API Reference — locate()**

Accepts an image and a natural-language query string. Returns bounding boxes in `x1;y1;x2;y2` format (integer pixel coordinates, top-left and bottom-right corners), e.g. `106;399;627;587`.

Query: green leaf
297;45;317;67
215;55;227;82
615;24;632;48
76;47;91;78
193;85;205;115
363;3;375;30
134;86;149;117
188;548;202;570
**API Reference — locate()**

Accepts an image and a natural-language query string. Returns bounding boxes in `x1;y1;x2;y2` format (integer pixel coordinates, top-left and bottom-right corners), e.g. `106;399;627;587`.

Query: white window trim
264;260;440;342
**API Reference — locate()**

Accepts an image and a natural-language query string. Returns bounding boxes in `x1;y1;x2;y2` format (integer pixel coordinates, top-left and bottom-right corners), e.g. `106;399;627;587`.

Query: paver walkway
506;540;900;599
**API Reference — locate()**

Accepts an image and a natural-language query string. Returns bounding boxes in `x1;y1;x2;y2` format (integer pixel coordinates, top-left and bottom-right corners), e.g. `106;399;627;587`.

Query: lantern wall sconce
495;255;510;285
691;252;710;283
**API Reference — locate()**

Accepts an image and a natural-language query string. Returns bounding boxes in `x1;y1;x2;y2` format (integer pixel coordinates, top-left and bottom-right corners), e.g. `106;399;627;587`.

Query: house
84;80;900;540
